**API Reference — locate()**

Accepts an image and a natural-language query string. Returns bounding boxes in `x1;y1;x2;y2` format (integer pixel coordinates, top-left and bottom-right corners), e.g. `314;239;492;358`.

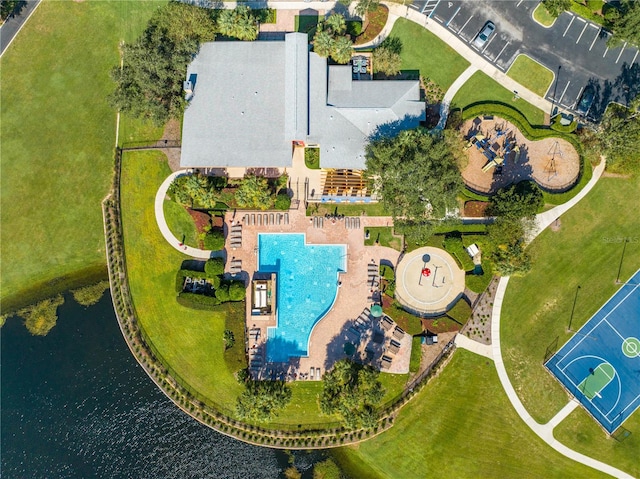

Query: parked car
473;21;495;49
576;85;595;116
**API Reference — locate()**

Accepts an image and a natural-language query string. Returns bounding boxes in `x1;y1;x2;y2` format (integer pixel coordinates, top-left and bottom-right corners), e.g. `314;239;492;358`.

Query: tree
236;379;292;421
488;181;544;219
597;102;640;174
223;329;235;350
355;0;381;18
215;283;230;302
541;0;571;17
487;217;533;276
331;35;354;64
365;128;463;222
205;258;225;277
313;28;335;58
320;359;385;429
204;228;225;250
228;281;246;301
324;13;346;35
608;0;640;48
109;2;216;124
234;175;273;210
217;6;258;41
372;44;402;76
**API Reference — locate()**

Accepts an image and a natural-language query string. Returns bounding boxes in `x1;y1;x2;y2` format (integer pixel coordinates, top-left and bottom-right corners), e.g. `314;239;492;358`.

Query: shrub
205;258;225;277
18;295;65;336
215;284;230;302
203;228;225;250
346;20;362;37
274;193;291;210
409;336;422;373
71;280;110;306
210;275;222;289
177;292;221;310
305;148;320;169
229;281;246;301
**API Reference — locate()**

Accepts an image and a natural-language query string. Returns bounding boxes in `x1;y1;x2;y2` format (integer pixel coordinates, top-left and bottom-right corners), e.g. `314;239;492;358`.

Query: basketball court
545;269;640;433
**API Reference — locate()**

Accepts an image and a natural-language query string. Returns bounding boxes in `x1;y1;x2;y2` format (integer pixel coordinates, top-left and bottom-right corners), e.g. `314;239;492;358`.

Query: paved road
412;0;639;121
0;0;41;57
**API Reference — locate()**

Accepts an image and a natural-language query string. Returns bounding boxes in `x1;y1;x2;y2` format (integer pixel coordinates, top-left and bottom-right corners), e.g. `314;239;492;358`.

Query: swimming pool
258;234;346;363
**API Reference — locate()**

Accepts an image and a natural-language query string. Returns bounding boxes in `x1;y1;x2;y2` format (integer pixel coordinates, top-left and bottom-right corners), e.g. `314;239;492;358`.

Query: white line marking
558;81;571;104
516;0;524;6
575;17;586;24
576;22;588;44
458;15;473;34
446;6;460;27
563;16;575;37
481;35;496;53
494;42;510;63
603;46;609;58
589;30;599;51
632;49;639;65
616;42;627;64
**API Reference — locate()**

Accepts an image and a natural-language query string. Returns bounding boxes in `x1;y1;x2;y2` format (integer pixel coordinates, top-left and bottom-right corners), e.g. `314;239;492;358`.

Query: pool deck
224;203;412;379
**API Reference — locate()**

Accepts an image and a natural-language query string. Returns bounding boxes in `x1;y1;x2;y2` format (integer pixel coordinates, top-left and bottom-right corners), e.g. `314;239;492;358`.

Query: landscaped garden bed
354;5;388;45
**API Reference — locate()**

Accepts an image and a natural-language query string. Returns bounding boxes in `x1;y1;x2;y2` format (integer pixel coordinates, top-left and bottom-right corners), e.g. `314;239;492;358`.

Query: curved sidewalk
154;171;216;260
490;159;635;479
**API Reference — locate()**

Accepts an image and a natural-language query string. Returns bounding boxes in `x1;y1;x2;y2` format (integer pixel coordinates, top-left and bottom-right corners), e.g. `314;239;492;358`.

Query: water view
1;293;328;478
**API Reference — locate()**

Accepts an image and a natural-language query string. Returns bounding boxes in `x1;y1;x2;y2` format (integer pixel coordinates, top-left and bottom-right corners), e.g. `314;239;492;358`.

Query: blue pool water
258;234;346;363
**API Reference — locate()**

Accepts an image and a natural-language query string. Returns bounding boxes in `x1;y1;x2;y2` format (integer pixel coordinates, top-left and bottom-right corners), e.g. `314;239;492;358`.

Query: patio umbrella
371;304;383;317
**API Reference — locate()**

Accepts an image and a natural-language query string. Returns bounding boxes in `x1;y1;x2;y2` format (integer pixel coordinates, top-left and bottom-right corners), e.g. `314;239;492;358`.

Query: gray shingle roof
180;34;425;170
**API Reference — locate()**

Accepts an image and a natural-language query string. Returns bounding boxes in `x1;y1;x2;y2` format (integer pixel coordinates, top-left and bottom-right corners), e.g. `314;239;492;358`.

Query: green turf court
577;362;614;400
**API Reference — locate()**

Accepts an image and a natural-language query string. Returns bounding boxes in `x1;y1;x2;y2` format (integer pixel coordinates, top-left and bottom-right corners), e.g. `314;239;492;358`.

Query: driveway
411;0;639;121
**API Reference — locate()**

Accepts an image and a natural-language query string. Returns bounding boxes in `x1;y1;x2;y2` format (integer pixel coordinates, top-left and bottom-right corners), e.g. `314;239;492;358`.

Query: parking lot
410;0;639;121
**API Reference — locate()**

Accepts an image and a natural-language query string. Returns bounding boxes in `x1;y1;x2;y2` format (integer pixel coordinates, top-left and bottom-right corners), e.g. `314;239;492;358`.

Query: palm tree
232;6;258;41
355;0;381;18
313;28;335;58
331;35;354;64
216;8;236;37
325;13;346;35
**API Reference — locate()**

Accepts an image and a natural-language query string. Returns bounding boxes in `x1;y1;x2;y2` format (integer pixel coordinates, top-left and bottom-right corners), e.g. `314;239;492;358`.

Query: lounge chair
392;326;405;340
310;368;315;380
277;214;282;225
284;213;289;224
269;213;274;225
347;327;361;339
251;214;256;225
263;214;268;225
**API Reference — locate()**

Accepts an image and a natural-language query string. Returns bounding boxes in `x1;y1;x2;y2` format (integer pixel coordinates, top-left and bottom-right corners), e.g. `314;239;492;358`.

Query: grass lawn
0;0;164;311
333;350;604;478
163;200;199;248
307;202;391;217
452;71;546;126
500;176;640;440
295;14;320;38
554;407;640;478
507;54;555;97
121;150;243;415
533;3;557;27
364;227;402;250
388;18;470;91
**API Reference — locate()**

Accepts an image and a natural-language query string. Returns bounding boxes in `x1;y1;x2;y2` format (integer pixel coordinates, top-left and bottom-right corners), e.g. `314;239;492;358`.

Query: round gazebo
394;247;465;316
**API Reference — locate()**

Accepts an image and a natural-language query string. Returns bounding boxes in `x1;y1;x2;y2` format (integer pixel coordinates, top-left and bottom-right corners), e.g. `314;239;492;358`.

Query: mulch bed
421;317;460;334
186;208;211;234
354;5;389;45
463;201;490;217
424;104;440;129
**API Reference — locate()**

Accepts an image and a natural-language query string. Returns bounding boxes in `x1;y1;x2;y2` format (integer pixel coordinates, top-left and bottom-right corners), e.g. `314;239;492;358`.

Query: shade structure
370;304;383;317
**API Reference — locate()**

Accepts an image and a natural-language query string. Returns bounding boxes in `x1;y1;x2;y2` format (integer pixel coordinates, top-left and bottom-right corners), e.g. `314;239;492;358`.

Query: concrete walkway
528;158;606;241
454;333;493;360
490;157;634;478
435;64;479;130
154;171;217;260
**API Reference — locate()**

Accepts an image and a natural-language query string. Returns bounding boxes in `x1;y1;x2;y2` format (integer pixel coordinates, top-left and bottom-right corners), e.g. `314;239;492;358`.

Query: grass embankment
0;0;164;312
507;54;555;97
501;176;640;474
121;151;243;414
333;350;604;478
163;200;199;248
533;3;557;27
452;71;546;126
388;18;470;91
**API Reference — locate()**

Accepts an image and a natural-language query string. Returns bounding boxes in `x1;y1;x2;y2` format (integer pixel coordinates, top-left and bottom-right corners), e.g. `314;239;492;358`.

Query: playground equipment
546;141;563;180
481;156;504;172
